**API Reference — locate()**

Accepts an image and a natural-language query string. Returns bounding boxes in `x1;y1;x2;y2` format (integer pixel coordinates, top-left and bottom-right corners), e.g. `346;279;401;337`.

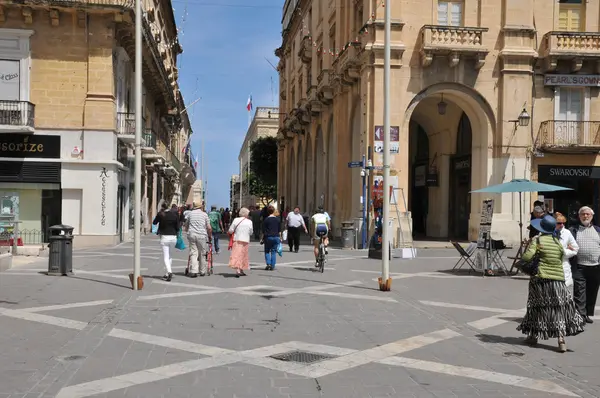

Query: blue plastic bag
277;241;283;257
175;230;186;250
151;223;158;234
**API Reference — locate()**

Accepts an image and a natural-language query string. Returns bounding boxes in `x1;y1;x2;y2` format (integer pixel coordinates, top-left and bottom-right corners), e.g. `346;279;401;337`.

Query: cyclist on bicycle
311;206;330;266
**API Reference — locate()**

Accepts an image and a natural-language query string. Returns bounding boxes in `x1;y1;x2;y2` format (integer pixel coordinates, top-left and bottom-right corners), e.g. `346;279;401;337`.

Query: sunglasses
556;222;564;225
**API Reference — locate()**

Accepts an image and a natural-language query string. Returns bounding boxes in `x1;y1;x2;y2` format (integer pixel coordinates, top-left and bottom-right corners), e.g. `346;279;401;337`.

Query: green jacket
522;234;565;281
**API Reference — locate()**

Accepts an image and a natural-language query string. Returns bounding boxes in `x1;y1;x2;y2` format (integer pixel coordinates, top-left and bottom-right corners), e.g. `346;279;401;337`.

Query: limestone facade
0;0;191;247
239;106;280;208
276;0;600;245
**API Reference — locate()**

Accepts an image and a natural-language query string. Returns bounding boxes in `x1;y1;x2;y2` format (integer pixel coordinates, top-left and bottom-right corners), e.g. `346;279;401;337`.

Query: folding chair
490;239;511;275
451;241;478;273
509;239;530;275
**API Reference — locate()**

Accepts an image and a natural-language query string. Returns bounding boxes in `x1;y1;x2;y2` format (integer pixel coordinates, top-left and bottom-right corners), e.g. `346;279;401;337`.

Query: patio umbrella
471;179;572;243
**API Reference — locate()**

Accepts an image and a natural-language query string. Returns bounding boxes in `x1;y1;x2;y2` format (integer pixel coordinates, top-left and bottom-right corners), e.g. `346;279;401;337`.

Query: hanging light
517;108;530;127
437;93;447;115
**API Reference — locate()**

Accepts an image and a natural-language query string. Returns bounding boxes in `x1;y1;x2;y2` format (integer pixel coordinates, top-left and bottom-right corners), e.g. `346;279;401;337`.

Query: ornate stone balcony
420;25;489;69
306;85;322;116
541;32;600;72
317;69;333;104
298;36;313;64
336;44;360;84
537;120;600;153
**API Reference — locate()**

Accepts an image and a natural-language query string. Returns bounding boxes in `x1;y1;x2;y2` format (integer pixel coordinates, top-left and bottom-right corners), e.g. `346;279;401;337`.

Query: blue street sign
347;161;363;168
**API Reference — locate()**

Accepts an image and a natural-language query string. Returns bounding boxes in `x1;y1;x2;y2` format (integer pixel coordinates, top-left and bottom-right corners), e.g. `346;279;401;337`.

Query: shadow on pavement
476;333;564;353
263;274;381;292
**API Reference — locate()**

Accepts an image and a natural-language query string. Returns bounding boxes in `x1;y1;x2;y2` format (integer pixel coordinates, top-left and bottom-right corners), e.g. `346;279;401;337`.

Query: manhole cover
503;352;525;357
251;288;281;294
270;350;336;364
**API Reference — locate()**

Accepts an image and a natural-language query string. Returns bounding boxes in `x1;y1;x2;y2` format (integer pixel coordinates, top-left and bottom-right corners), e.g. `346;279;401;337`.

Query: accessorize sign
543;74;600;87
0;134;61;159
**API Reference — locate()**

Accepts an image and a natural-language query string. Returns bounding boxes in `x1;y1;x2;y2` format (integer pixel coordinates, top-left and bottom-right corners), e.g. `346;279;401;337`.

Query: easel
391;188;416;258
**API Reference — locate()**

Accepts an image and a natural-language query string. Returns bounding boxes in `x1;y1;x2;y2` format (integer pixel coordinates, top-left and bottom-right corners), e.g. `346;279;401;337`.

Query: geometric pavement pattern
0;267;581;398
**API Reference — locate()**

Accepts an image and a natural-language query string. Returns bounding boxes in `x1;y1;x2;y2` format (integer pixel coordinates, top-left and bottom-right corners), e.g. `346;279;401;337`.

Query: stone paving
0;236;599;398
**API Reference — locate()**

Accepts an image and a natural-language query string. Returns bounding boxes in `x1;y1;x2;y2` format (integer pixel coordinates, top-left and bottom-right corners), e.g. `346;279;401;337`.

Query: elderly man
528;205;545;239
185;201;212;277
570;206;600;324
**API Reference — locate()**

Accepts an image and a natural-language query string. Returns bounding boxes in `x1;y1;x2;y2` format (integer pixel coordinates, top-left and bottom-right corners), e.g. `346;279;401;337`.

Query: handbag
282;230;288;242
515;237;540;276
175;230;186;250
228;219;241;251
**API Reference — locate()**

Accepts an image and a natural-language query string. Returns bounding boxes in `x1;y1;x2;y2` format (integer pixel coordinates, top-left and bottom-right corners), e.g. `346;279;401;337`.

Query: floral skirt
228;241;249;270
517;277;585;340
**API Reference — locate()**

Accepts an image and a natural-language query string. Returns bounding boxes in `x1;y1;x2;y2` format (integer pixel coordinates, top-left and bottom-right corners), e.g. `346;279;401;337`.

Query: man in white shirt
311;207;331;263
285;206;307;253
184;201;212;277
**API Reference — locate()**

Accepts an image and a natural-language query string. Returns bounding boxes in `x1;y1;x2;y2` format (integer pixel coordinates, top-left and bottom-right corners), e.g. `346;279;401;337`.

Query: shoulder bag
515;237;541;276
228;218;242;251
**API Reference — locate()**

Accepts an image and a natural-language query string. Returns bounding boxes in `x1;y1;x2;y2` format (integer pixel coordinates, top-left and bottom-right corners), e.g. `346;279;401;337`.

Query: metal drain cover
251;288;281;294
270;350;336;364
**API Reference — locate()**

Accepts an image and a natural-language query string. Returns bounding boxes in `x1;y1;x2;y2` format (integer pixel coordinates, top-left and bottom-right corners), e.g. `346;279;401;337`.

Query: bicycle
316;232;327;273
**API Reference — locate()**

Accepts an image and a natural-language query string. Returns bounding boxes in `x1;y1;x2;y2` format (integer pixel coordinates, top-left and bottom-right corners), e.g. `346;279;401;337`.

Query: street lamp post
132;0;142;290
379;0;392;292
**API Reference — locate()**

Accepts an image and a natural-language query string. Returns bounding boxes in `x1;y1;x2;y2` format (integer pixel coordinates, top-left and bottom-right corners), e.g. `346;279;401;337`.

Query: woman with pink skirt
228;207;253;277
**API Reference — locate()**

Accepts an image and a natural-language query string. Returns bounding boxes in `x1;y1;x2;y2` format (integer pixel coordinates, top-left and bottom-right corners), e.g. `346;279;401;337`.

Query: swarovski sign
549;167;591;177
543;74;600;87
538;165;600;180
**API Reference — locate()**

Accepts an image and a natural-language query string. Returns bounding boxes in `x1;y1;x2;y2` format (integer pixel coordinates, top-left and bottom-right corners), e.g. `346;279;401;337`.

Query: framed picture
544;198;554;214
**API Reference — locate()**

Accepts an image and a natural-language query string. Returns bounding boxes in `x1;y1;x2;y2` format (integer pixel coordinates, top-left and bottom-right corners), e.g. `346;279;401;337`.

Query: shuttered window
558;1;584;31
437;1;463;26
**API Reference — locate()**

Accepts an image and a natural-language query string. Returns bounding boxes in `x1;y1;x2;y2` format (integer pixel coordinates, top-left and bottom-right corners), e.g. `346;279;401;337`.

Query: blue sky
174;0;282;208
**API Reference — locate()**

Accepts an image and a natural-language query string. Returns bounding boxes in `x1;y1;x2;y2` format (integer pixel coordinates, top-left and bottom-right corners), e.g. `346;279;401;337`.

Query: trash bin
47;224;74;276
341;221;355;249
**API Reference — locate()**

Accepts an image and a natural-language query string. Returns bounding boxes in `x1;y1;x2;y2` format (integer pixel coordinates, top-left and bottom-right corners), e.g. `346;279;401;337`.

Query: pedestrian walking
250;206;261;240
285;207;307;253
517;215;585;352
262;205;281;271
208;205;224;254
185;201;212;277
555;212;579;297
223;208;231;231
569;206;600;324
152;202;180;282
228;207;253;277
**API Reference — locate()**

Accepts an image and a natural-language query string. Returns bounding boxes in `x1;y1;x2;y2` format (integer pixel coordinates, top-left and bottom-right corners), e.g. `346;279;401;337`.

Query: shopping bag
277;241;283;257
175;230;186;250
151;223;158;234
282;230;288;242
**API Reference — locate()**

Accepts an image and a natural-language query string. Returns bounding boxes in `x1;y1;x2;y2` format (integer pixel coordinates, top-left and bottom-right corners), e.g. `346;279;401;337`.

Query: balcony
116;112;136;143
335;45;360;84
541;31;600;71
298;36;312;64
420;25;489;69
0;101;35;132
317;69;334;104
169;149;181;172
537;120;600;153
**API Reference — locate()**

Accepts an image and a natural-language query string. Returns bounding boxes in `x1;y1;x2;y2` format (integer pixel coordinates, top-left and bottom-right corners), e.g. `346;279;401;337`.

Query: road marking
379;357;579;397
419;301;514;313
0;308;88;330
353;270;478;279
21;300;114;313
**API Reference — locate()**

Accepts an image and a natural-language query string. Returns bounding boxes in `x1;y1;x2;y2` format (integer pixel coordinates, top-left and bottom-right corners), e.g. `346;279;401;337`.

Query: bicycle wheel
319;243;325;273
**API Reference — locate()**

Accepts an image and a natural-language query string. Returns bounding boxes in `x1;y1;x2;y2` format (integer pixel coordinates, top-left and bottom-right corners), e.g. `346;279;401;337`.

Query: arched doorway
315;126;325;208
288;145;296;207
404;83;494;241
450;112;473;240
297;140;304;208
327;117;337;224
305;132;315;212
410;122;429;237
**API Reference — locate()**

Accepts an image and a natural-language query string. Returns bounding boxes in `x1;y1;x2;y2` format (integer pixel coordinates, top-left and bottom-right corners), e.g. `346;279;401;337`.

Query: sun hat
530;214;557;235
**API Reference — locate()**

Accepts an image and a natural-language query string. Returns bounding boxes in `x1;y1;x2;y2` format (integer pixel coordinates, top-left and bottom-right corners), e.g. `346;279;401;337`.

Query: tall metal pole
132;0;142;290
361;154;367;249
380;0;391;291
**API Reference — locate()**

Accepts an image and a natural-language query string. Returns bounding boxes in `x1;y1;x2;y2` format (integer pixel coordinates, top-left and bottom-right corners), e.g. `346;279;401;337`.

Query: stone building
230;174;240;211
276;0;599;244
0;0;190;247
239;106;279;208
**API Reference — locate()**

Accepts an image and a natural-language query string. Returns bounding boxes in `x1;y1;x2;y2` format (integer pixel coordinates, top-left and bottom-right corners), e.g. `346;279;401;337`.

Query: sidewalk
0;237;598;398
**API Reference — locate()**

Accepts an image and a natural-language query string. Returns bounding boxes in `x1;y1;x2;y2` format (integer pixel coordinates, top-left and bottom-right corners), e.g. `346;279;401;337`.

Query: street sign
348;161;363;168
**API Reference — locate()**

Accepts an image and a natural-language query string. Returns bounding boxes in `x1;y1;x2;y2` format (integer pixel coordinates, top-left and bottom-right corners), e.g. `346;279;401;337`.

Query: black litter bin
47;224;74;276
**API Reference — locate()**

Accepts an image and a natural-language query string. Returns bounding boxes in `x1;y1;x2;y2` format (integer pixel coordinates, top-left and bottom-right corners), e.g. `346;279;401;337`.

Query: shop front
537;165;599;226
0;133;61;245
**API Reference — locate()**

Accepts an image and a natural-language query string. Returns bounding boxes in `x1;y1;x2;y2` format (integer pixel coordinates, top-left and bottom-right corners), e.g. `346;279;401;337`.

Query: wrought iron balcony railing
0;100;35;128
538;120;600;151
142;128;157;148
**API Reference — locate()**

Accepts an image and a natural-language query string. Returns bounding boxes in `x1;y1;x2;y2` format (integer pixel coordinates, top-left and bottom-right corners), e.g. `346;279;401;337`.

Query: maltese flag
246;95;252;112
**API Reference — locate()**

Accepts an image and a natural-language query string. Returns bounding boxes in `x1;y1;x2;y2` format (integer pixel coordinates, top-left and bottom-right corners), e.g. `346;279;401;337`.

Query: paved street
1;237;599;398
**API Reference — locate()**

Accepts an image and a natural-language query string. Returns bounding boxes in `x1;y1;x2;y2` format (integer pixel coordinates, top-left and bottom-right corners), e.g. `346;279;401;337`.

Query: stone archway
327;116;337;231
305;132;315;213
291;142;298;207
403;83;497;241
350;100;362;221
288;144;296;208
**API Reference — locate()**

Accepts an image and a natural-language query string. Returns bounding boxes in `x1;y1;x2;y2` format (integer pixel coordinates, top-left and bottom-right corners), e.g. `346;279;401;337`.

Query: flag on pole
181;134;191;154
246;95;253;112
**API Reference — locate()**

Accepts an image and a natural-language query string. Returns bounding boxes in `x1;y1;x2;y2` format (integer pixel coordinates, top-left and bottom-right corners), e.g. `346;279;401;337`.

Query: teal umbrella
471;179;572;242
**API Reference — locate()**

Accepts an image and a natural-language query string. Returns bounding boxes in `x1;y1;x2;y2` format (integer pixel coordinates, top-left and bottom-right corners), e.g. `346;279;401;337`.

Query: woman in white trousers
152;202;181;281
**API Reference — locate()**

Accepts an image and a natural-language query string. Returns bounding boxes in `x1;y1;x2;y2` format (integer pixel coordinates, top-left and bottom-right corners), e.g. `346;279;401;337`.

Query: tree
248;136;278;206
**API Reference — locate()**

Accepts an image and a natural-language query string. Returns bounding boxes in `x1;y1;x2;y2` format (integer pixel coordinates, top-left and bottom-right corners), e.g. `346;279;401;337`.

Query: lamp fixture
509;106;531;127
437;94;447;115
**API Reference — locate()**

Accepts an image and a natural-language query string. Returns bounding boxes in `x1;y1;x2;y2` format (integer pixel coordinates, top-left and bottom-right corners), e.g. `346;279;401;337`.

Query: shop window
437;0;463;26
558;0;584;32
554;87;590;145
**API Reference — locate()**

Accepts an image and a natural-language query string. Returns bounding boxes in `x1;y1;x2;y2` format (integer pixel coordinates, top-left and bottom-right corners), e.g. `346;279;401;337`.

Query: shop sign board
543;74;600;87
0;134;60;159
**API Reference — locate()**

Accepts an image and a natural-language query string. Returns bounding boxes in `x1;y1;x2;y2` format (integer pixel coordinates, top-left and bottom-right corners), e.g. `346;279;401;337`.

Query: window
0;60;20;101
554;87;589;145
317;45;323;74
0;29;33;102
558;0;584;32
306;65;312;94
355;7;364;34
437;1;463;26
